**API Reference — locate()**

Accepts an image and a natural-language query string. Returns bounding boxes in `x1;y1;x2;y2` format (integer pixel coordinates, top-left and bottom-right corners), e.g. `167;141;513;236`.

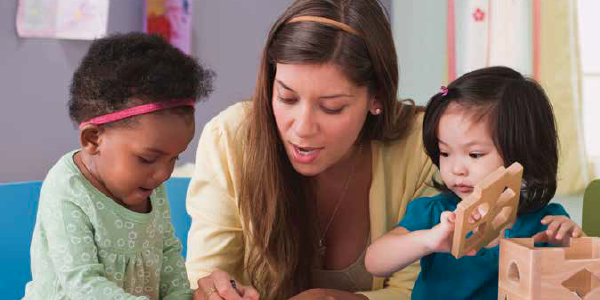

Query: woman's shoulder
377;110;425;153
203;101;251;137
196;102;251;165
375;111;429;172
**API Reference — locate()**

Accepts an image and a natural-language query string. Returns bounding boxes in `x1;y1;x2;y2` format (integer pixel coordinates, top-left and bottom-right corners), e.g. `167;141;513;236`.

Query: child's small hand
533;216;584;246
468;207;483;225
425;211;475;255
423;211;456;253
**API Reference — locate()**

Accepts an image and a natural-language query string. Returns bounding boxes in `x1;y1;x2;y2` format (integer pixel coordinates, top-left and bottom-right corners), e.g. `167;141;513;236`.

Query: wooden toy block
498;237;600;300
451;162;523;258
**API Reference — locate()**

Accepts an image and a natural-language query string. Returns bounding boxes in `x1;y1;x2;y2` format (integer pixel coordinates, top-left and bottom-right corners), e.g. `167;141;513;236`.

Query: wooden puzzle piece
499;237;600;300
451;162;523;258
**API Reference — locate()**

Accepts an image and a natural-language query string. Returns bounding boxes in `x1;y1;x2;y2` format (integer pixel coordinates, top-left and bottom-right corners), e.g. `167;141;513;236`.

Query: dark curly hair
69;32;214;126
422;66;559;215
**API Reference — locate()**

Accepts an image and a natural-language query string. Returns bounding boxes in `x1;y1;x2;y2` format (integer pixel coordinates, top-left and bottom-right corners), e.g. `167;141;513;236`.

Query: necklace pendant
317;238;326;258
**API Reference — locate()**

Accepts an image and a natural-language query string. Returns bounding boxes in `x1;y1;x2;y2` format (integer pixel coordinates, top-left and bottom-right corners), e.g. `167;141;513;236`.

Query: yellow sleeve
185;104;247;289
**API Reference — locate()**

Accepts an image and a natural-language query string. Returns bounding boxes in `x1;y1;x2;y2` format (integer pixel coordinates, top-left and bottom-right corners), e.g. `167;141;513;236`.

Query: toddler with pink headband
23;32;214;300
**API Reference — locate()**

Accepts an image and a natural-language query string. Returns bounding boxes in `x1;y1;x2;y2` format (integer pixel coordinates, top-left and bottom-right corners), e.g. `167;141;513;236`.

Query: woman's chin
291;163;323;177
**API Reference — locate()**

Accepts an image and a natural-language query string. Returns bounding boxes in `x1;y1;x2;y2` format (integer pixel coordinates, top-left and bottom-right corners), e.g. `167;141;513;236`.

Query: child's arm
366;211;474;277
41;198;147;300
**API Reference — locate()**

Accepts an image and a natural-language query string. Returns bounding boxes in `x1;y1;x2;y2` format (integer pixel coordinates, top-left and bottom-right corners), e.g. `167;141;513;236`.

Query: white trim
568;0;590;183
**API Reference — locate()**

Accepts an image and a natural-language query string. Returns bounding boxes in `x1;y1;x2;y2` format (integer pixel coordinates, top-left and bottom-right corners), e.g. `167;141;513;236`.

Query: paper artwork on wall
16;0;109;40
144;0;192;54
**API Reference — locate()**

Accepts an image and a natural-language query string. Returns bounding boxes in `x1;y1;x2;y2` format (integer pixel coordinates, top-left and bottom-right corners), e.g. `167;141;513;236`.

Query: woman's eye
440;152;449;157
469;153;484;159
278;96;297;104
138;156;156;164
321;106;344;114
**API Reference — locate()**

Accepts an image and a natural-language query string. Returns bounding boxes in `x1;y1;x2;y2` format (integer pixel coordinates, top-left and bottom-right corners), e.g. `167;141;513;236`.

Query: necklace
317;144;363;260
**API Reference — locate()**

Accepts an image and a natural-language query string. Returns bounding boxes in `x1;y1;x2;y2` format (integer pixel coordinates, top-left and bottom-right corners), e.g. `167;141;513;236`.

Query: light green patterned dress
23;151;193;300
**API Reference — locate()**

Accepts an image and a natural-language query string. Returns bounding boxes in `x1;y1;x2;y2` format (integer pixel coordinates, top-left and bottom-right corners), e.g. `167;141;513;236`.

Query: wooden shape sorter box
499;237;600;300
451;162;524;259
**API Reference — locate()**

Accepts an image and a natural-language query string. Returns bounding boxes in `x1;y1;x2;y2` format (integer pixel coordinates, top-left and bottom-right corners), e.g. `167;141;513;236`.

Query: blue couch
0;177;191;300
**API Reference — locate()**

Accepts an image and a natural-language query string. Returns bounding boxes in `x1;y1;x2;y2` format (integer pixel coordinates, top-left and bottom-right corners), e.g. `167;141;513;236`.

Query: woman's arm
289;288;369;300
185;116;246;289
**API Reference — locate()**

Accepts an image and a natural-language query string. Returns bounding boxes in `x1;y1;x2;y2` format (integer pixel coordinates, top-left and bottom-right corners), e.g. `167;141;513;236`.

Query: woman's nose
293;105;317;138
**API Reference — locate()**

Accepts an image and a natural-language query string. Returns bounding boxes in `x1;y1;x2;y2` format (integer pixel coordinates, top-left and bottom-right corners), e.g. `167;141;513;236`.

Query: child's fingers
466;249;478;256
540;215;554;225
555;221;576;240
469;210;481;224
438;211;457;235
545;219;563;235
532;231;547;244
572;227;583;238
441;211;456;224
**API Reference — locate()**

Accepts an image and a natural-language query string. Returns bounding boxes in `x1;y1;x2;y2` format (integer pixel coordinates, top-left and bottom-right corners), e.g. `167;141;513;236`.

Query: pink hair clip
440;86;449;97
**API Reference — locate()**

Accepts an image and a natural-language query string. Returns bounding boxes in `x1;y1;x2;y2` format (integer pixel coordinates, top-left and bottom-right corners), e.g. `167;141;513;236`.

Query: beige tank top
310;242;373;292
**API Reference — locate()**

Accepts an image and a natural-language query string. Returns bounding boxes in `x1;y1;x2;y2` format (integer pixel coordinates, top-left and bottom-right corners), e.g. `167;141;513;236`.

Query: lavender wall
0;0;390;182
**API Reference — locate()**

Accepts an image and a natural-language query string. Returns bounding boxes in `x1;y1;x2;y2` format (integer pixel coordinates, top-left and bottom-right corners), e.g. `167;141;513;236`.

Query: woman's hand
193;269;260;300
533;215;584;246
288;289;368;300
287;289;334;300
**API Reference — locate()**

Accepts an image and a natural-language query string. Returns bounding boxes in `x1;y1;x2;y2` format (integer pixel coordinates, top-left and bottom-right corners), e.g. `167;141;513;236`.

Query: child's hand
423;211;456;253
425;211;478;255
532;216;584;246
425;211;472;255
468;206;502;248
468;207;484;225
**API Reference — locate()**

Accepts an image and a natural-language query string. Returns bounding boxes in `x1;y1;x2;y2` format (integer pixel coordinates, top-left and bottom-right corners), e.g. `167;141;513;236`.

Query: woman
186;0;436;299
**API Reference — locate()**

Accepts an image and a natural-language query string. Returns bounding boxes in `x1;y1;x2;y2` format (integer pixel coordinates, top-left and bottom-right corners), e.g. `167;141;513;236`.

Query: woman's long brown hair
238;1;419;298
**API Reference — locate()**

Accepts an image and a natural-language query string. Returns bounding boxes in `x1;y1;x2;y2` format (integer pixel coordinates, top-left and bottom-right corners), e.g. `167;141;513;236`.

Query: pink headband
79;100;195;128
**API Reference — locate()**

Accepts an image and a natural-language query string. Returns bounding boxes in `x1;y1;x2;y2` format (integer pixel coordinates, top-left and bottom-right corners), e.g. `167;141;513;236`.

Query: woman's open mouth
291;143;323;164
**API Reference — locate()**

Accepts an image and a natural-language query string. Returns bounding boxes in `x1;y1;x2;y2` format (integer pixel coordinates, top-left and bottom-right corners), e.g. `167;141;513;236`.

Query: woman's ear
79;124;103;155
369;98;383;115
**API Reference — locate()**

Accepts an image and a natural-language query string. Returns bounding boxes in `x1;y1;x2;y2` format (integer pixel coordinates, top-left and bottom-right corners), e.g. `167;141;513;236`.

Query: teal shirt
398;193;569;300
23;151;193;300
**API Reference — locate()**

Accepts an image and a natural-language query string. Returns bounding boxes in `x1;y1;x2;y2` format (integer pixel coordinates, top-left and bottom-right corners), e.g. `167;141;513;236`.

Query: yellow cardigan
185;102;436;300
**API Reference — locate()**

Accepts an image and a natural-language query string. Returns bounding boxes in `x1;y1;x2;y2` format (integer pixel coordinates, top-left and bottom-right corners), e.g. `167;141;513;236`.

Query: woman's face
272;63;377;176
